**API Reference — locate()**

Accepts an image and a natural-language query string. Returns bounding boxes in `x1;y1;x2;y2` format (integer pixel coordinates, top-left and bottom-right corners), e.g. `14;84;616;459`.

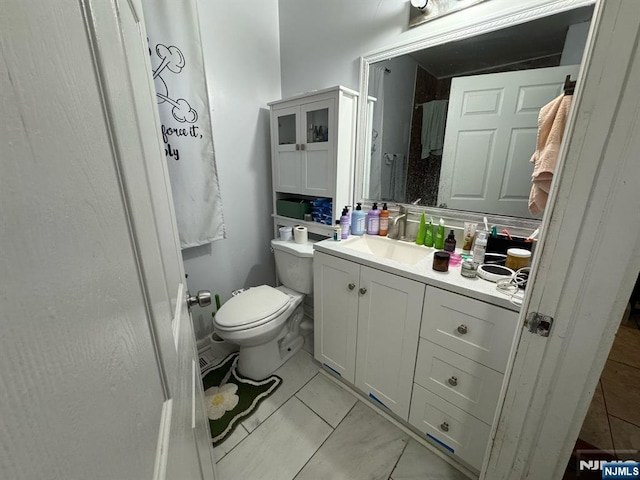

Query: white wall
561;21;591;65
278;0;588;96
380;55;417;200
185;0;281;338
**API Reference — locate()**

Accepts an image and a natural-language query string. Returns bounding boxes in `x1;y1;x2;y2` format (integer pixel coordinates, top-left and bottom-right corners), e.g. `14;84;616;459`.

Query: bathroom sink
341;235;432;265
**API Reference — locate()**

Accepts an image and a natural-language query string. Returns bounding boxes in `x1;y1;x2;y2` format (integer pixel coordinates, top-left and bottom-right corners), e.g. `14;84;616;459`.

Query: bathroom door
0;1;216;479
437;65;579;218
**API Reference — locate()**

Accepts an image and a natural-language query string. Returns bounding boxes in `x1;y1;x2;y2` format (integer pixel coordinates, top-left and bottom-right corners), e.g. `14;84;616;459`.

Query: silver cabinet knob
440;422;449;432
359;287;367;295
187;290;212;309
457;324;468;335
448;376;458;387
348;283;356;290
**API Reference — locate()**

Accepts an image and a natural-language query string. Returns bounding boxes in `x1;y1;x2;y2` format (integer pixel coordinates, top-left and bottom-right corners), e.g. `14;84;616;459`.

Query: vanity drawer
409;383;491;471
414;338;504;424
420;287;519;372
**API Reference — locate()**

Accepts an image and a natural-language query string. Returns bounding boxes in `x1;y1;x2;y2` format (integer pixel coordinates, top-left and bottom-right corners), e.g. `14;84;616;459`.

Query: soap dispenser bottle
434;218;446;249
367;203;380;235
424;217;434;247
340;206;350;239
379;203;389;236
351;203;366;236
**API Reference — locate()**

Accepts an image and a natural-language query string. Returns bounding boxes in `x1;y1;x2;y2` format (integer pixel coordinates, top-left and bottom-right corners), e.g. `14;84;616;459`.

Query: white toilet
212;239;314;380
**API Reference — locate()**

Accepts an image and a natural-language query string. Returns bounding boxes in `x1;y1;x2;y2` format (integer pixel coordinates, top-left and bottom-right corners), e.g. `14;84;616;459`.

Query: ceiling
408;6;594;78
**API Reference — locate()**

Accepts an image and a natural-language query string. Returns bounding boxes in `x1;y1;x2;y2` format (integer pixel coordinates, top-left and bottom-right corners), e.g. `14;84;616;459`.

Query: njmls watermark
576;450;639;478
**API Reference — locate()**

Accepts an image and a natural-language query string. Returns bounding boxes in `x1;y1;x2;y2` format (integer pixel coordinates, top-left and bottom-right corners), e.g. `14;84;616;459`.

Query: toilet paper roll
294;226;308;244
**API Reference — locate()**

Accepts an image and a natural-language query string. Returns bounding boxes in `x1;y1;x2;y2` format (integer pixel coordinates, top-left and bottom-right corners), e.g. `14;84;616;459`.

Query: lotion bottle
340;206;350;239
366;203;380;235
351;203;366;236
415;213;426;245
379;203;389;236
434;218;445;249
424;217;434;247
472;231;488;265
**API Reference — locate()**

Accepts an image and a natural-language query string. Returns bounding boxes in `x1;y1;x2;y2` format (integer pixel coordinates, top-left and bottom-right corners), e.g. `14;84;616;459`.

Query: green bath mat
201;352;281;445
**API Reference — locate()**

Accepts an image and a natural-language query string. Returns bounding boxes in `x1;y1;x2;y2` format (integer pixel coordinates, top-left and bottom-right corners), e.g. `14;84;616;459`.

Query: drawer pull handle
359;287;367;295
440;422;450;432
348;283;356;290
448;376;458;387
457;324;468;335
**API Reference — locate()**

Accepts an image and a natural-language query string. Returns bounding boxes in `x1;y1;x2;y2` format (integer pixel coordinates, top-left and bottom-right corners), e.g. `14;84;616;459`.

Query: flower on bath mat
205;383;239;420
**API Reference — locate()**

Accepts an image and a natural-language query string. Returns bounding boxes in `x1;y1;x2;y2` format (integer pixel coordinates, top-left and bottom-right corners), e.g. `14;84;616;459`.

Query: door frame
483;1;640;477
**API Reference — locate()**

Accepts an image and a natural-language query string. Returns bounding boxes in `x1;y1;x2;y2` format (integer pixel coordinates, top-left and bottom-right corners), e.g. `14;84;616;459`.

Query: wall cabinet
313;251;520;471
314;252;425;419
269;86;358;236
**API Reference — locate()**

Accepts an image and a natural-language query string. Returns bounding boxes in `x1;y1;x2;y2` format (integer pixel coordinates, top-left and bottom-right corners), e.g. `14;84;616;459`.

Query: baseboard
317;369;478;480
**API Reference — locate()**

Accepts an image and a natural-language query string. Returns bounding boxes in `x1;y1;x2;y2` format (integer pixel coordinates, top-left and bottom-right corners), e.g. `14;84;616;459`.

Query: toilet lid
215;285;291;330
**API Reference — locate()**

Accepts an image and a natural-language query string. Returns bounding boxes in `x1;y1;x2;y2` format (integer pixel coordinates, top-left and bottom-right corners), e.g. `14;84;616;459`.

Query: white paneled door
0;0;215;479
438;65;579;218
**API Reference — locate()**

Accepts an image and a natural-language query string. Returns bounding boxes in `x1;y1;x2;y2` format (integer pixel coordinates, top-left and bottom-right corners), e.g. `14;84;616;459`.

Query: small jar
461;259;477;278
506;248;532;270
432;251;450;272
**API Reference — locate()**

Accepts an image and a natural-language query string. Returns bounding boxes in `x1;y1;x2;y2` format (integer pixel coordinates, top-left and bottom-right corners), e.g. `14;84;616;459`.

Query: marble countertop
314;236;522;312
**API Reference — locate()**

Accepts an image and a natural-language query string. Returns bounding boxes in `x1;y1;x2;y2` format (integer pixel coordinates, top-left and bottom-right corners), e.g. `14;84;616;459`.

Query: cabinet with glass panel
269;86;359;236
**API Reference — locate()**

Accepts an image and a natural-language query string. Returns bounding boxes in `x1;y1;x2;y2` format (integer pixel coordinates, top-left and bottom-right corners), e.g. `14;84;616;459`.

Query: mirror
361;6;594;219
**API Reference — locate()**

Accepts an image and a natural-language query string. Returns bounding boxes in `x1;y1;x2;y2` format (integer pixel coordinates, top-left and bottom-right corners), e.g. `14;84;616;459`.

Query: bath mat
201;352;281;445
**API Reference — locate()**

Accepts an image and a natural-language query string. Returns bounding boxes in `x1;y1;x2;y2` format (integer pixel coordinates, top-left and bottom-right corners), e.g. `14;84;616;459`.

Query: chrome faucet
389;205;409;239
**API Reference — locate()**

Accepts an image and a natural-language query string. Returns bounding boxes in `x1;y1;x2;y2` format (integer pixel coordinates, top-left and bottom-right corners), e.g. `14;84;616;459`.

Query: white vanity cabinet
408;286;519;470
314;251;425;419
269;86;358;236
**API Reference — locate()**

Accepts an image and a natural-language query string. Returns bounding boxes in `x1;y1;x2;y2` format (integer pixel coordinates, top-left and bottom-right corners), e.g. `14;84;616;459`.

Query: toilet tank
271;239;314;294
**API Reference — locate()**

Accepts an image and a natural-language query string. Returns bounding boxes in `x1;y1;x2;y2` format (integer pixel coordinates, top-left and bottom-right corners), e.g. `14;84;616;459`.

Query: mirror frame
354;0;595;218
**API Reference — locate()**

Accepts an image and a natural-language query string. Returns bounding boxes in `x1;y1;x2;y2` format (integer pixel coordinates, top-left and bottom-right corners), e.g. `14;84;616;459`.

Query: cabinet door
272;106;301;193
355;266;425;420
300;99;335;197
314;252;359;383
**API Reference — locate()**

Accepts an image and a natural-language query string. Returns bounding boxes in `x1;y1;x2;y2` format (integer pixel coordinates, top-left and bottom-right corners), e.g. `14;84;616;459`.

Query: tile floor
205;331;469;480
578;319;640;460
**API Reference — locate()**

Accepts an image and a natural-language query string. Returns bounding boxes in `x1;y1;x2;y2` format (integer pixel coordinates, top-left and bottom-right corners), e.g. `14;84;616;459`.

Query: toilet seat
215;285;292;332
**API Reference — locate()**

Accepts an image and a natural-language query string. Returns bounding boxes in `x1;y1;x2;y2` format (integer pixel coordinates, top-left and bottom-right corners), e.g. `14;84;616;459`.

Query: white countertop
314;236;522;312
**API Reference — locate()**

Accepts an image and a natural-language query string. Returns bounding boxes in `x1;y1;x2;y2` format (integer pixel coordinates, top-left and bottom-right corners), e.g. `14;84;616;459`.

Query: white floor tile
303;332;314;355
296;374;357;428
391;439;467;480
212;424;248;463
242;349;319;433
217;396;332;480
295;401;408;480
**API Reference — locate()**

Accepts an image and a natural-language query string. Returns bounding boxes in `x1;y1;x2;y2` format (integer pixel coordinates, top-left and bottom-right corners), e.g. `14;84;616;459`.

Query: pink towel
528;94;572;215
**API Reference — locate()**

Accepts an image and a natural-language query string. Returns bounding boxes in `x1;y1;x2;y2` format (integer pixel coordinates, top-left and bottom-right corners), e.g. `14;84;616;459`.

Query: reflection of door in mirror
363;7;593;220
438;65;579;219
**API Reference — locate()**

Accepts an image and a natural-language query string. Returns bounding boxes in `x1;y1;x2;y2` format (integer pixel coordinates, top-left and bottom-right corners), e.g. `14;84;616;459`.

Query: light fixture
409;0;489;28
410;0;429;11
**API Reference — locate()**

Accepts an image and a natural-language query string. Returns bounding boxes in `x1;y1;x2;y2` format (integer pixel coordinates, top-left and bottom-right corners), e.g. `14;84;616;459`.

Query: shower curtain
142;0;225;248
368;66;386;200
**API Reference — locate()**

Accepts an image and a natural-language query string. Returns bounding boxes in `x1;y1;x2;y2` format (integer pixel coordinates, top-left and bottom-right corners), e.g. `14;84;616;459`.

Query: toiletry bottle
444;230;456;252
472;231;488;266
351;203;366;236
333;220;341;241
415;213;426;245
367;203;380;235
434;218;445;249
379;203;389;236
340;207;350;239
424;217;434;247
